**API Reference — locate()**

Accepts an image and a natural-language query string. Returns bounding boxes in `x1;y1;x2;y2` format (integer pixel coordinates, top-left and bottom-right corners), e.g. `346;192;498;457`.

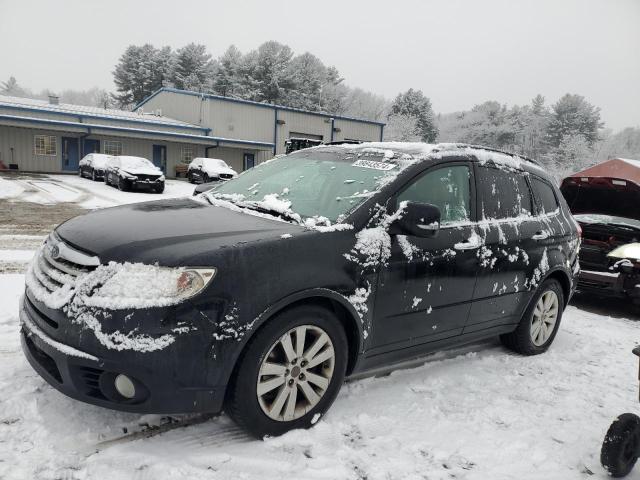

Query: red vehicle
561;158;640;305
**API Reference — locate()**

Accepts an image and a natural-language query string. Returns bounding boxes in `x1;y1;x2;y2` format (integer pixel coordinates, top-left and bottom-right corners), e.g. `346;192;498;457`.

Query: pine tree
389;89;438;142
172;43;214;92
113;44;165;107
1;76;27;97
250;41;295;104
212;45;243;97
546;94;603;147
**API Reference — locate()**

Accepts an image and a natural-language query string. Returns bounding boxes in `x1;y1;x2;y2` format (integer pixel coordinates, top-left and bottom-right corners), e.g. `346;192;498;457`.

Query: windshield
574;213;640;230
203;158;230;169
119;156;156;170
207;148;400;223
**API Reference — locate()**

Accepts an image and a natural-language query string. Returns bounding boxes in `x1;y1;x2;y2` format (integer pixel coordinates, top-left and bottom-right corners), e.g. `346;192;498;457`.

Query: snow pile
0;176;25;199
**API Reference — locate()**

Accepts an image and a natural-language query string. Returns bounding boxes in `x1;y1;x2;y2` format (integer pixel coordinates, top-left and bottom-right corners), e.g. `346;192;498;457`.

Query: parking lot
1;172;639;479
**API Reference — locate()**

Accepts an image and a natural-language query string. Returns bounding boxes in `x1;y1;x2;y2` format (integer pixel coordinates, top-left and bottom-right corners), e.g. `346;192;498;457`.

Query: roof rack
455;143;543;167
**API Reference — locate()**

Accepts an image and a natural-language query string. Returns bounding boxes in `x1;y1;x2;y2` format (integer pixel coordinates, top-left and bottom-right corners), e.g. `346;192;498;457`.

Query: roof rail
435;143;542;167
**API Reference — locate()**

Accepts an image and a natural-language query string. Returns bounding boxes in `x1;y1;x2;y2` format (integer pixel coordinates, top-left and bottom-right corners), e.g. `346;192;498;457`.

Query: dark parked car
78;153;113;181
104;156;165;193
561;158;640;305
192;181;219;196
21;143;579;438
187;157;238;184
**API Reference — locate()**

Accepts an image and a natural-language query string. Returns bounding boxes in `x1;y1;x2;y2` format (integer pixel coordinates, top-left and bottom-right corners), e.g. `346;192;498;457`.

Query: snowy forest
2;40;639;180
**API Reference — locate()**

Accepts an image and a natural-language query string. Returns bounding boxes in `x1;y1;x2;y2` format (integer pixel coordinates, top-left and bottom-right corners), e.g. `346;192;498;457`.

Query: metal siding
333;119;382;142
0;125;63;173
140;91;205;127
205;98;273;143
276;110;332;154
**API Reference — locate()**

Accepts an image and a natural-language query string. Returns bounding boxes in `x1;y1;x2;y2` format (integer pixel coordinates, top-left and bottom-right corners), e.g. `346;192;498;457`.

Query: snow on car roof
318;142;543;171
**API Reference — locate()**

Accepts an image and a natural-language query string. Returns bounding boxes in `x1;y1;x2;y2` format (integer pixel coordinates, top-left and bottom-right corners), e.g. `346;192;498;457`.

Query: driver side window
398;165;471;225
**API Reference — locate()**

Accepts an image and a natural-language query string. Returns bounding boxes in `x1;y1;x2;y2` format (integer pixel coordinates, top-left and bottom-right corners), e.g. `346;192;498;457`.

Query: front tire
154;183;165;194
91;169;97;181
601;413;640;477
226;305;348;438
500;278;564;355
118;177;128;191
203;173;210;184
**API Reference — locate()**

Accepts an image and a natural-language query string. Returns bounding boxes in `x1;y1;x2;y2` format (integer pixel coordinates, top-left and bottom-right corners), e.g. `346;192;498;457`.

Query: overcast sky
0;0;638;130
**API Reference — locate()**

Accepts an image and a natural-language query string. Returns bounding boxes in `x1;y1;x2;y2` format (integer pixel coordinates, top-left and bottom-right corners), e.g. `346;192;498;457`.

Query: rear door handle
532;230;550;241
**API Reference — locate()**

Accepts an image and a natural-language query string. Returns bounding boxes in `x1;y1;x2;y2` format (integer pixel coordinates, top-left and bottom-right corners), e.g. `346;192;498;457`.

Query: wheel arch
545;267;572;307
223;289;364;396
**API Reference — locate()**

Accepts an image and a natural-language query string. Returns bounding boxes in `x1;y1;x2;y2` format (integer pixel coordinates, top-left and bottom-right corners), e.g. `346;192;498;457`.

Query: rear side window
531;177;559;214
477;167;533;219
398;164;471;225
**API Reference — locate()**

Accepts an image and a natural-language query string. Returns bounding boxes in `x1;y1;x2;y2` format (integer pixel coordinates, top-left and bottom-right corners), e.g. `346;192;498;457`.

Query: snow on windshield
206;148;417;224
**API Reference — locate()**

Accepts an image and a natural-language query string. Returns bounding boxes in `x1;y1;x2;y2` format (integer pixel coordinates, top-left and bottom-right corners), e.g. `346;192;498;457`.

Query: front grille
31;246;90;295
135;174;160;182
30;238;97;297
25;335;62;383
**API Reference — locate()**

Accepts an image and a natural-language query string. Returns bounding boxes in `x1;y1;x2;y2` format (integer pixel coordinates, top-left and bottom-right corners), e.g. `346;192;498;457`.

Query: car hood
121;167;163;176
561;178;640;221
56;198;304;265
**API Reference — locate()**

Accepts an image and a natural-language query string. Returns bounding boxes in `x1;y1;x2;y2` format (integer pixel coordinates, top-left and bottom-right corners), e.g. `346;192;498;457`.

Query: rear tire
601;413;640;477
226;304;348;439
500;278;564;355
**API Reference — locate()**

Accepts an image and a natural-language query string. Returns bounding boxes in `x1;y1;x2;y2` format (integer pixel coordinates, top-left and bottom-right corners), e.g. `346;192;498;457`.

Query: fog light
114;374;136;399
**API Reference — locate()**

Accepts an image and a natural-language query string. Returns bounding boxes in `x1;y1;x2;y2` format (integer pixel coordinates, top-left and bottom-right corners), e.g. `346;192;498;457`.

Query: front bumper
577;269;640;302
19;294;229;414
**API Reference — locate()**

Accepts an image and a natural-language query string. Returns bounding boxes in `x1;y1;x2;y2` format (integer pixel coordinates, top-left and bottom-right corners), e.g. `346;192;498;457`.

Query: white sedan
187;157;238;184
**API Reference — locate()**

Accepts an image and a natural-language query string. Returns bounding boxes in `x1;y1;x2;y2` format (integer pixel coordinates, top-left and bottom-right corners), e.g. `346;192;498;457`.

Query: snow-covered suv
20;142;579;438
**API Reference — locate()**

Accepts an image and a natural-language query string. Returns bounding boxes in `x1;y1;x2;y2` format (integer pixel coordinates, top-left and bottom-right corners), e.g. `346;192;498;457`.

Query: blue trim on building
330;118;335;142
0;114;274;148
273;108;278;154
135;87;387;127
380;124;384;141
0;102;211;134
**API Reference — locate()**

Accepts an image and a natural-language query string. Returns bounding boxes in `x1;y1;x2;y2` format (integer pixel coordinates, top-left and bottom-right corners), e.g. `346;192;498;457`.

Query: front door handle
532;230;550;241
454;233;482;251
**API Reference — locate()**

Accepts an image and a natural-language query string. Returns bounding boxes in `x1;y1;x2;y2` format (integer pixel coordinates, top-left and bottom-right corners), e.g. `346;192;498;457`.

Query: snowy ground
1;173;639;479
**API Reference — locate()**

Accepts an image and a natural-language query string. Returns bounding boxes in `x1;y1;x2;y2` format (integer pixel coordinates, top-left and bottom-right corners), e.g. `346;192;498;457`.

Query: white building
0;88;384;177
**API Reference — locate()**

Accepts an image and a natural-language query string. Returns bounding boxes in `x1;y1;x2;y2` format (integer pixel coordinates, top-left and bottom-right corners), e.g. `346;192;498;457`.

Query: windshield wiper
239;202;301;224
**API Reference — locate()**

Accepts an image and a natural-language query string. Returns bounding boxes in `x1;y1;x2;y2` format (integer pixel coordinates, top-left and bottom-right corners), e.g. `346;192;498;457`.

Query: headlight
608;243;640;261
120;170;137;180
158;175;165;182
82;265;217;309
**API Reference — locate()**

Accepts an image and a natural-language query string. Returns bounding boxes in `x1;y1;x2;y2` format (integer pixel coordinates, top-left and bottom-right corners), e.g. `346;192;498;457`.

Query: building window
181;145;195;164
34;135;57;156
104;140;123;156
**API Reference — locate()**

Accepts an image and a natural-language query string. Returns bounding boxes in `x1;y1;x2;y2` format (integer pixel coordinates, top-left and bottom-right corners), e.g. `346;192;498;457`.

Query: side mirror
390;201;441;237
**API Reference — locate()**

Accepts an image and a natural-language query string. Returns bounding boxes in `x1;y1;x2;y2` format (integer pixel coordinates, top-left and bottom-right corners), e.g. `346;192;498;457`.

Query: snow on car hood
203;165;236;176
121;167;163;176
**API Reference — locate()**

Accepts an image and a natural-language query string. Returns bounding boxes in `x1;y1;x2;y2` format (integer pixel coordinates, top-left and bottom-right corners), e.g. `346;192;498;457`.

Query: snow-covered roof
0;94;207;131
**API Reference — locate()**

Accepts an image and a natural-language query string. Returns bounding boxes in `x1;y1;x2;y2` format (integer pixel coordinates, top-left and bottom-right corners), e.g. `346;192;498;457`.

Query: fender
215;287;365;393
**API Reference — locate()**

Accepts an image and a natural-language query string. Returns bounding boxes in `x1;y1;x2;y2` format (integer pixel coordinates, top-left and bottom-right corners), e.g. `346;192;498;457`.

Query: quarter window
181;146;195;164
398;165;471;225
531;177;559;214
104;140;123;156
34;135;57;156
477;167;533;219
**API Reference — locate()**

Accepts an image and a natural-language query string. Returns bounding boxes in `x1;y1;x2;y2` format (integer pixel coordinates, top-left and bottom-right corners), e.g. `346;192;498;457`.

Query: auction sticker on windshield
352;159;397;171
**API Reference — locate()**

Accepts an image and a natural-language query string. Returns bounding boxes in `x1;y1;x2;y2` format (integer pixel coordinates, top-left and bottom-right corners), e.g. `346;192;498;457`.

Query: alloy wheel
530;290;559;346
256;325;335;422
